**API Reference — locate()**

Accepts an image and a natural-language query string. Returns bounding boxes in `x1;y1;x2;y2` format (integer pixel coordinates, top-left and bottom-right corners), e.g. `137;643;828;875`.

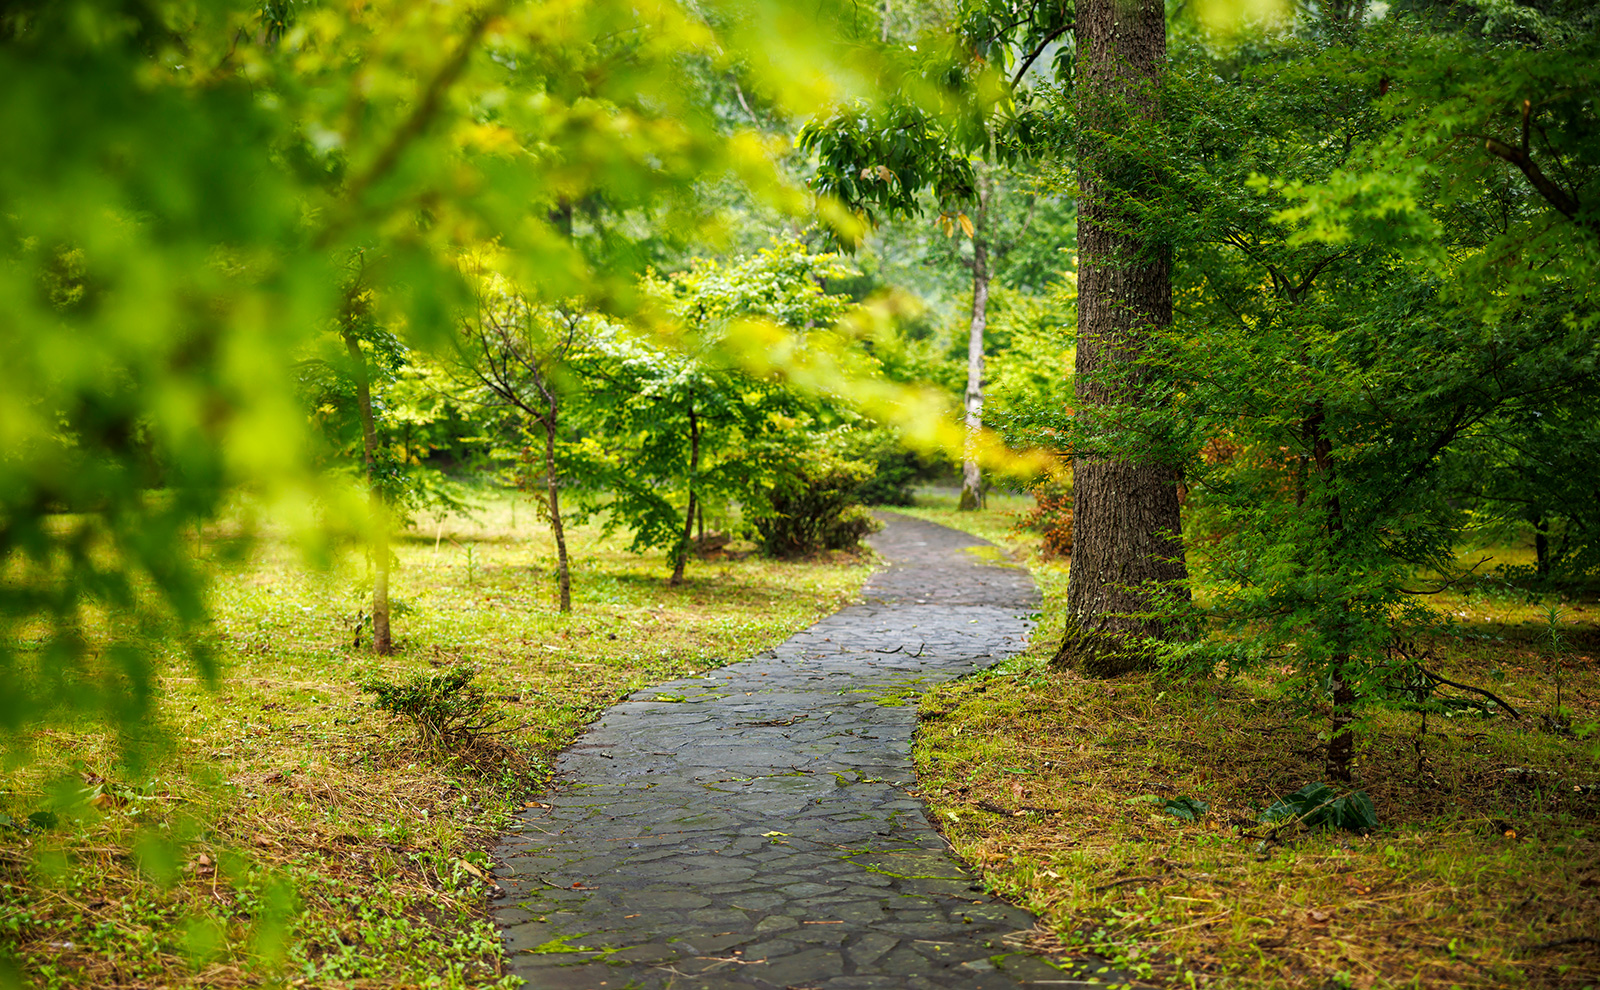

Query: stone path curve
491;512;1112;990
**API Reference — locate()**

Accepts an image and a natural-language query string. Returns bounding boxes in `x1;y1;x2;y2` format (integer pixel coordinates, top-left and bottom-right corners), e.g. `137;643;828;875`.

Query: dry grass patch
2;495;871;988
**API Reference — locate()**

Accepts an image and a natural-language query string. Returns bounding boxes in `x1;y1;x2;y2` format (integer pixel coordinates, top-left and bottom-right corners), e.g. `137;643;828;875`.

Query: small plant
363;666;517;754
1259;782;1377;833
1012;483;1072;560
1161;796;1208;821
1541;604;1574;735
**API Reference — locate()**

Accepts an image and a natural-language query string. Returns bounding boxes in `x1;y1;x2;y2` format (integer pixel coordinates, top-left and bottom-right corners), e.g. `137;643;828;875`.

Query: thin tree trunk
670;408;700;586
1534;514;1551;580
1307;400;1356;782
1055;0;1187;676
959;176;991;512
344;331;392;655
541;404;571;613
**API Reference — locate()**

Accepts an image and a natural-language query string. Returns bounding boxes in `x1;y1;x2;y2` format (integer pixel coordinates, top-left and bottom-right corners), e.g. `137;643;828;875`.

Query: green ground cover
909;495;1600;989
1;496;872;989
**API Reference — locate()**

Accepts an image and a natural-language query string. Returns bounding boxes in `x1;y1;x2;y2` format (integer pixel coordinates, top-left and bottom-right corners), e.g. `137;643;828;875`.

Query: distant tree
454;281;586;611
799;0;1067;511
569;241;859;583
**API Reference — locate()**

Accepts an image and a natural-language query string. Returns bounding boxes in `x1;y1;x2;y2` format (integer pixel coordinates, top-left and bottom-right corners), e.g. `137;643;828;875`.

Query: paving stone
758;947;845;986
607;943;681;964
754;915;800;934
490;514;1128;990
742;937;798;960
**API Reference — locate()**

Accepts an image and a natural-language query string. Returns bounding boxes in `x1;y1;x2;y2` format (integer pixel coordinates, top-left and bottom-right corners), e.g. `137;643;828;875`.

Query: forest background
2;0;1599;986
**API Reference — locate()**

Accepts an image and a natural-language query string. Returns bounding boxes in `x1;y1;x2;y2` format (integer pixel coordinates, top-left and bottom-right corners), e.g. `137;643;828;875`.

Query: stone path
491;512;1115;990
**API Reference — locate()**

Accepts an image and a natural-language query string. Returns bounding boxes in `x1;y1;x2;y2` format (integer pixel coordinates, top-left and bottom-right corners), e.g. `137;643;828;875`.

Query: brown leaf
1306;908;1332;924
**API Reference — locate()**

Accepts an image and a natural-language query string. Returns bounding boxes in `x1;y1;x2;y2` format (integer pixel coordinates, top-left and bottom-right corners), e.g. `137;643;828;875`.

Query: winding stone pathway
491;512;1112;989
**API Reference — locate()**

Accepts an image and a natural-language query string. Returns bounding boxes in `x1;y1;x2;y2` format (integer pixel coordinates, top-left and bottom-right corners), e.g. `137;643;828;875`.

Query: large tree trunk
1054;0;1188;677
344;331;392;655
959;176;991;512
670;408;700;586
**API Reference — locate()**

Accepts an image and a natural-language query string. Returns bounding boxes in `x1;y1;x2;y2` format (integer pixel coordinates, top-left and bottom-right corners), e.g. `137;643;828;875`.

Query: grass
1;494;872;989
907;492;1600;989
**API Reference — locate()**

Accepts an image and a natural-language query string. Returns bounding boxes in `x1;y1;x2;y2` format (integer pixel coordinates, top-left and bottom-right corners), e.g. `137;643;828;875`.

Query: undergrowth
909;493;1600;989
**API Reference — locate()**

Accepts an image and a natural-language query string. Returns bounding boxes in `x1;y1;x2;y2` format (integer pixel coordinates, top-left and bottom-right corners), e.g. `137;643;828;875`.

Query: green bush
837;427;942;506
748;452;881;557
362;666;515;754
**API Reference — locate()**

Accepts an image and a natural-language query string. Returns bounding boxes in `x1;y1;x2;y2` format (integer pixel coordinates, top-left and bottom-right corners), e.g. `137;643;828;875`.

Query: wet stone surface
493;513;1119;989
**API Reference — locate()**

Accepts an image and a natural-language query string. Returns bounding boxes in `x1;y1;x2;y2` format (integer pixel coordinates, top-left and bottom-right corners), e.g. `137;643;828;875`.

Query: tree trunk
1055;0;1187;677
343;331;392;655
540;403;571;613
1307;400;1357;782
1534;514;1551;580
959;176;991;512
670;407;700;586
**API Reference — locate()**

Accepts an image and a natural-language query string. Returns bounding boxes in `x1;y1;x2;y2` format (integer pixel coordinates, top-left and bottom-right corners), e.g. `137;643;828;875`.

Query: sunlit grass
1;493;872;988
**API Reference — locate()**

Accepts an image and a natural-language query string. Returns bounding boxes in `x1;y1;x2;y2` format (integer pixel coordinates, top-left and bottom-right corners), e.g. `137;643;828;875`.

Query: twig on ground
1092;874;1174;893
1522;936;1600;953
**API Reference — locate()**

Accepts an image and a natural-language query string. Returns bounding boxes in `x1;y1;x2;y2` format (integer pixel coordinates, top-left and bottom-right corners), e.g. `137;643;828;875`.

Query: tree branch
1010;23;1071;91
1479;131;1582;222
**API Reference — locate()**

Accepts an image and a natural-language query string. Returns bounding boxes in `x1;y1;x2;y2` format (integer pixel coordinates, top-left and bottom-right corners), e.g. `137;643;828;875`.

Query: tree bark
540;403;571;613
1534;513;1551;580
1307;400;1357;782
960;176;991;512
343;330;392;655
1055;0;1188;677
670;407;700;586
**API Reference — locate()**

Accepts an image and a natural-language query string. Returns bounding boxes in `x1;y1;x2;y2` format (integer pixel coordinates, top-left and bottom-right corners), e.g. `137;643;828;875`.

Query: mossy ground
908;491;1600;989
1;495;871;989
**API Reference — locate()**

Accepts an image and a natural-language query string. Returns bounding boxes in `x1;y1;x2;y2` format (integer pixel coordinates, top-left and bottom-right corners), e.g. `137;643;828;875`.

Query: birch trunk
959;178;991;512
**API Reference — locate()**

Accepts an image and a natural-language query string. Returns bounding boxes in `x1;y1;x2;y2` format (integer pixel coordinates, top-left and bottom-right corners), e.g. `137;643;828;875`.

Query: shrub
748;452;881;557
1014;483;1073;559
363;665;517;756
837;427;942;506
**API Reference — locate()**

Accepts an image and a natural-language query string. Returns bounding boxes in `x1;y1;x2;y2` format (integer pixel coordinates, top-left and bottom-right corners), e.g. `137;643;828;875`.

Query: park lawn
907;494;1600;989
1;495;872;989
